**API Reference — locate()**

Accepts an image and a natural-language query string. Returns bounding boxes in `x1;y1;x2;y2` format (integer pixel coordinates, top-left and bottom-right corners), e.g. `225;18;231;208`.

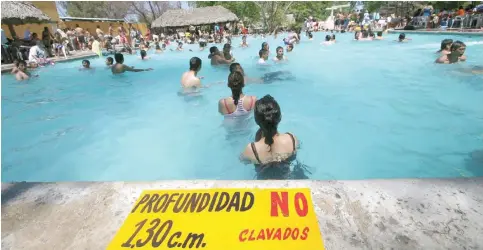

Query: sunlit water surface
2;32;482;181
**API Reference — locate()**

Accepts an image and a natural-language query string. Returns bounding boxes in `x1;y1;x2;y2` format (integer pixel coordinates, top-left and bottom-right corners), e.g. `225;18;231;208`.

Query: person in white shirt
28;40;54;66
258;49;269;65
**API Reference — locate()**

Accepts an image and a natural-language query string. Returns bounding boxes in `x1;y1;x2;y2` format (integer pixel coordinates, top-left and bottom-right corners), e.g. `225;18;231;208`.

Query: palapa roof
1;1;52;24
151;6;238;28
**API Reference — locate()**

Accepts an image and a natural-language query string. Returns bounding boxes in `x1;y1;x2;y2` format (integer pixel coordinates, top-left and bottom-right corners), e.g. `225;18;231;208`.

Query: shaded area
465;150;483;177
1;182;39;205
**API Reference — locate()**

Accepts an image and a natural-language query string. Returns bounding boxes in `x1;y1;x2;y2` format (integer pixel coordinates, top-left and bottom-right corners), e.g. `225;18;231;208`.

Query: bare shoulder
241;143;256;163
283;133;299;148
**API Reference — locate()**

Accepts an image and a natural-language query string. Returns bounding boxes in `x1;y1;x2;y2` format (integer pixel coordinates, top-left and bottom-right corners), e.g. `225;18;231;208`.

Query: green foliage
289;2;332;22
66;1;129;19
194;1;261;25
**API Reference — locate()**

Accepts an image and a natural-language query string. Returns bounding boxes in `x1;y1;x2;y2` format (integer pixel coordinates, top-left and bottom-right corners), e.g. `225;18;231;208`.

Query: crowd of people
7;13;479;178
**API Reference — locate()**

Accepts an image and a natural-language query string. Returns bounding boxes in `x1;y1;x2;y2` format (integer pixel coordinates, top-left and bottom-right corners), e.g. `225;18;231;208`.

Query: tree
194;1;261;26
254;1;294;33
289;1;332;22
128;1;174;25
62;1;130;19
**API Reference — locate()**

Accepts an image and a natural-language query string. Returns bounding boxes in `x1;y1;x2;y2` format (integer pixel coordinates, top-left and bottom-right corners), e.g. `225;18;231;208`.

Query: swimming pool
2;32;483;182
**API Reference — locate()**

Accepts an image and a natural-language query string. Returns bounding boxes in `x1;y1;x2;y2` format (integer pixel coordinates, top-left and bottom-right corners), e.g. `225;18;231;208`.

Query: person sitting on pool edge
273;46;287;62
208;46;234;66
181;57;205;90
240;95;310;180
111;53;153;74
435;41;467;64
218;71;256;117
436;39;453;55
15;60;38;81
106;57;114;67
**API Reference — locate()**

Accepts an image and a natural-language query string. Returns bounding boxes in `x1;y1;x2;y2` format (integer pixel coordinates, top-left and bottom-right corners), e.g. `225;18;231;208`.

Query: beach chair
450;16;465;29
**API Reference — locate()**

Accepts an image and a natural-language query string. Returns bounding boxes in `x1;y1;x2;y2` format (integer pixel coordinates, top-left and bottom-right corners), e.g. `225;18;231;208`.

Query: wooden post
7;23;17;39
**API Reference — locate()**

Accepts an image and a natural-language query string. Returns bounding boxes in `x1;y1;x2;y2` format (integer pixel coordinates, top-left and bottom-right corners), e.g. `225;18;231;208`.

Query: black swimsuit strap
251;142;262;164
286;132;296;152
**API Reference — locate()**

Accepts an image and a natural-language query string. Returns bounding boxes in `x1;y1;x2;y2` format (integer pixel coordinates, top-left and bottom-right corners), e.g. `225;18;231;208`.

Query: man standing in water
208;46;234;65
111;53;152;74
435;41;467;64
181;57;203;89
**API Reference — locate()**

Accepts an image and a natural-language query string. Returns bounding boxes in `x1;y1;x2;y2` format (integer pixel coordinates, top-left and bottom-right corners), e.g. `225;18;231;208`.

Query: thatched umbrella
151;6;238;28
1;1;52;38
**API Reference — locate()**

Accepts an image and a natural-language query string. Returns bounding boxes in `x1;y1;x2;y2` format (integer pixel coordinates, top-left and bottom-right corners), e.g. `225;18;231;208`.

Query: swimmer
435;41;467;64
139;50;150;60
331;34;336;42
15;60;37;81
223;43;234;61
261;42;270;54
11;59;19;74
155;42;163;53
111;53;153;74
375;31;384;40
437;39;453;55
322;35;334;45
181;57;204;89
240;95;309;180
397;33;411;42
208;46;234;66
79;59;93;70
240;35;249;48
273;46;287;62
258;49;269;65
105;57;114;68
457;66;483;75
176;42;184;51
286;44;294;53
218;71;256;116
308;32;313;41
199;38;207;51
230;63;294;84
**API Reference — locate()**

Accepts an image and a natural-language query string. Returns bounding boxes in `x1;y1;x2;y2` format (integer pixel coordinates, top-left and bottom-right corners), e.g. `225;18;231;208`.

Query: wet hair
227;71;245;106
438;39;453;52
106;57;113;64
82;59;90;66
259;49;267;58
276;46;283;52
261;42;268;49
155;42;161;50
189;57;202;71
18;60;27;67
450;41;465;51
223;43;231;50
377;31;382;37
325;35;331;41
399;33;406;40
229;63;241;73
254;95;281;150
309;33;313;39
354;31;360;40
208;46;218;59
287;44;294;50
114;53;124;63
331;34;336;40
140;50;147;59
13;59;20;67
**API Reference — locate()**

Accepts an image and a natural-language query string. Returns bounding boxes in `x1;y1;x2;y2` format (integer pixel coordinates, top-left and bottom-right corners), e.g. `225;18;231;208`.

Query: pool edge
2;178;483;249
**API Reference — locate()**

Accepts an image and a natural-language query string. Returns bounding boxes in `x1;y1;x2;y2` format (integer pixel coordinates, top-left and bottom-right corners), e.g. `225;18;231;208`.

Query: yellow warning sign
107;188;324;250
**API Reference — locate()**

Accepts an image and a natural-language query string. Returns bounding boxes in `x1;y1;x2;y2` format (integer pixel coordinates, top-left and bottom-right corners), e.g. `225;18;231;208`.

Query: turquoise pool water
2;32;483;181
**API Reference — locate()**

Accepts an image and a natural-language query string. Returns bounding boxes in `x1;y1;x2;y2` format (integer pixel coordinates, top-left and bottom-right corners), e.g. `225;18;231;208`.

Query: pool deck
2;178;483;249
389;28;483;36
1;50;98;74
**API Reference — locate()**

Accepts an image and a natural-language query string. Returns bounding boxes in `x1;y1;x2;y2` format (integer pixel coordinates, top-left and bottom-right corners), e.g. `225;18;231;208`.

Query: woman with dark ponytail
241;95;310;180
218;71;257;117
